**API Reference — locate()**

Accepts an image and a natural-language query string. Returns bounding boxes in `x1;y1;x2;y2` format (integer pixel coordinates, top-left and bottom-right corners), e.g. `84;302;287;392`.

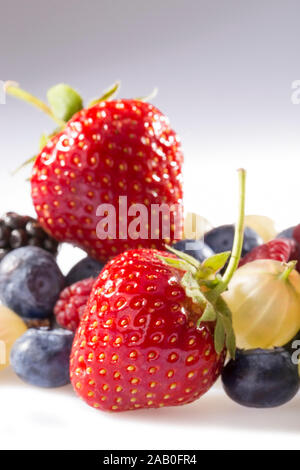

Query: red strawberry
54;278;95;331
70;249;230;412
29;98;183;262
239;238;300;269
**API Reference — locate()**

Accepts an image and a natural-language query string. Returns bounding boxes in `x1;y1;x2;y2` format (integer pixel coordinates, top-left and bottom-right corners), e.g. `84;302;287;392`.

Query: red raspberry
54;278;95;331
239;238;300;268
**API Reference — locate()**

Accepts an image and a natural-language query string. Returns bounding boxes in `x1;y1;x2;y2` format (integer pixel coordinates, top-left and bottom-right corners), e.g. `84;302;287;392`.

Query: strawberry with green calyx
6;80;120;154
159;168;246;358
6;81;183;262
69;170;245;412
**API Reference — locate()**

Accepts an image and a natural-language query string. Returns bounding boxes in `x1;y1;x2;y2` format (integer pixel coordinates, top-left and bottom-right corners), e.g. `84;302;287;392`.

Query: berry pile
0;81;298;414
0;212;58;260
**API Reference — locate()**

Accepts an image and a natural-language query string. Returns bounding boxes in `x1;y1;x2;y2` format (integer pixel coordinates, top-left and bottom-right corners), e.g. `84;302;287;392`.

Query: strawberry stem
5;82;66;128
222;168;246;288
158;169;246;359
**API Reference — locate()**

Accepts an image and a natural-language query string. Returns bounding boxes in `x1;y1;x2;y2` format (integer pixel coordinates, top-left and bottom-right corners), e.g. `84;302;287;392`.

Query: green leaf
225;327;236;360
216;297;233;320
201;278;221;289
216;297;236;358
157;240;237;359
156;254;191;272
200;251;231;275
214;316;225;354
181;272;207;307
39;128;61;151
39;133;49;150
166;245;200;269
47;84;83;121
89;81;120;106
11;155;37;175
136;87;158;102
198;302;217;323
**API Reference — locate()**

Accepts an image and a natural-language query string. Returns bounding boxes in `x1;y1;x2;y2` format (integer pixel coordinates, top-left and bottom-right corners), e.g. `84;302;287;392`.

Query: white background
0;0;300;450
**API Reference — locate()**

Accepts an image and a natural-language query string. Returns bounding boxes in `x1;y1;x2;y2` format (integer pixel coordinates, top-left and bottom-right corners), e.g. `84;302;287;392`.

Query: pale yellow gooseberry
223;260;300;349
0;305;27;371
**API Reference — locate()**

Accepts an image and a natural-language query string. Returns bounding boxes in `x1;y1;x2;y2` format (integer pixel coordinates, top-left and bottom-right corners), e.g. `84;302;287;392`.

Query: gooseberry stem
222;168;246;288
279;261;297;281
4;82;66;128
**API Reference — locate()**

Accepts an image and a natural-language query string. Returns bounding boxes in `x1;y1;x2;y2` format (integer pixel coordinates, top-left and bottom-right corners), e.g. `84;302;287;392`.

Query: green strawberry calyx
5;80;157;174
157;168;246;358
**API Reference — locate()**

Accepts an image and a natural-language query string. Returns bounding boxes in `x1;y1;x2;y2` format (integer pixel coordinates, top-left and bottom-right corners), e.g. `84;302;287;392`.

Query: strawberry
239;238;300;270
69;169;246;412
54;277;96;332
7;83;183;262
70;249;227;411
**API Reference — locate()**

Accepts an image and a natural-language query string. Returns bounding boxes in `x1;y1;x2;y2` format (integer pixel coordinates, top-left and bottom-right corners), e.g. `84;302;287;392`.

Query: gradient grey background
1;0;300;228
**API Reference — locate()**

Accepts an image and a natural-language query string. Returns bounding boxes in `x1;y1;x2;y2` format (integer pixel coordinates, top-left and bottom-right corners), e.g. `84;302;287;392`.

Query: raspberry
54;278;95;331
239;238;298;267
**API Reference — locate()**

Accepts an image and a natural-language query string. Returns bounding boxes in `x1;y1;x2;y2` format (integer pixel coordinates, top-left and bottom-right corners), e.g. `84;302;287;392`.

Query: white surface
1;0;300;451
1;367;299;451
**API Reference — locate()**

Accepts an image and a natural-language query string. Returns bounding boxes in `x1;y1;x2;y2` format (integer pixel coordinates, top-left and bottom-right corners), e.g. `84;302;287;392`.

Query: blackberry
0;212;59;260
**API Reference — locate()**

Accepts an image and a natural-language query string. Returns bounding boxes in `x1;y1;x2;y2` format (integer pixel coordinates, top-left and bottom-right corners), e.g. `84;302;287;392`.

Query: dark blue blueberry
204;225;262;257
172;239;214;263
10;328;74;388
0;246;65;319
222;348;299;408
276;226;295;240
65;256;105;286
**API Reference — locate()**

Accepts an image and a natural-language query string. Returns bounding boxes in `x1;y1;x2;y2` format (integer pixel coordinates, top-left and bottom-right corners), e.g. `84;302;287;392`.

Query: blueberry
276;226;295;240
172;238;214;263
204;225;262;257
0;246;65;319
10;328;74;388
65;256;104;286
0;248;9;261
222;348;299;408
